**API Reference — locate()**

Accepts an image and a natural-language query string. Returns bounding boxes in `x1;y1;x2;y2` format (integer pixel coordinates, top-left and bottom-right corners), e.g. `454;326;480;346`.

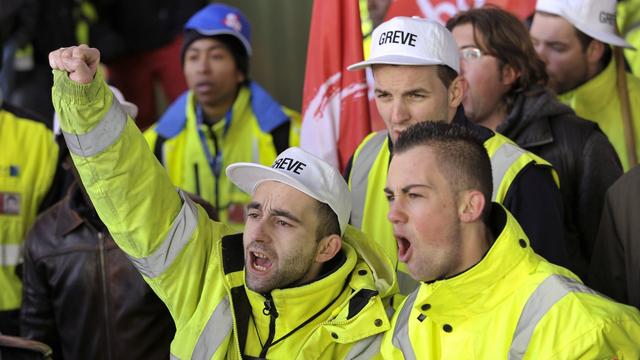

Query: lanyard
195;104;233;178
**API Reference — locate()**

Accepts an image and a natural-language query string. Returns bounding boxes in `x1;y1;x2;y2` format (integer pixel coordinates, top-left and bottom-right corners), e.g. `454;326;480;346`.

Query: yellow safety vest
0;107;58;311
380;204;640;359
145;87;300;228
349;130;558;294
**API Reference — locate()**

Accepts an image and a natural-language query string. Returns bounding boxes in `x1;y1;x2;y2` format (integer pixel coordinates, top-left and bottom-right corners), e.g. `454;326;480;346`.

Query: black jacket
588;166;640;309
498;86;622;280
344;107;568;271
20;183;175;360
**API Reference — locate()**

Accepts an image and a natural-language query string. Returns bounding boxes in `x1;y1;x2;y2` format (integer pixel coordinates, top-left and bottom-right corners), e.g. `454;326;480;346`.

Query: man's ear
448;75;466;109
458;190;485;223
315;235;342;263
586;40;606;67
500;63;520;87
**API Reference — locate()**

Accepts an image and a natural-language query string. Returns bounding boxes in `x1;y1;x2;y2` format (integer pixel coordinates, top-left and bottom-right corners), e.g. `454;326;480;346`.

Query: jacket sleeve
503;164;570;270
20;232;63;358
51;69;231;330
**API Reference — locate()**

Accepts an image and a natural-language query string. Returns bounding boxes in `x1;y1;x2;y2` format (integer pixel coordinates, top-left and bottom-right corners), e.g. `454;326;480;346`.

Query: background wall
220;0;313;112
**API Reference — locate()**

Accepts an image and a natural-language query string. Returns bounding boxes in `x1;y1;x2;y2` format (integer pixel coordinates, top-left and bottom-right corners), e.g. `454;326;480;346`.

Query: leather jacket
20;183;175;360
497;85;623;280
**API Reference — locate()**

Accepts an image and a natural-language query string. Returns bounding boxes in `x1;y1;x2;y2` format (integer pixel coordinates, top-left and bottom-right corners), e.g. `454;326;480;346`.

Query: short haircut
394;121;493;221
436;65;459;89
574;28;612;70
446;7;548;110
315;201;341;240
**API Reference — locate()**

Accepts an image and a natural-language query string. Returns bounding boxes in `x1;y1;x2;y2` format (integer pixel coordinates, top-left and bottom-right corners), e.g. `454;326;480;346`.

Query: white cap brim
347;54;449;71
536;0;635;49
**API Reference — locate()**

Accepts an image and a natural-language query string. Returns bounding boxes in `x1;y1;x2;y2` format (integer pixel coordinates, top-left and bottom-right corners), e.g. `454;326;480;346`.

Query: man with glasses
447;7;622;281
345;16;569;294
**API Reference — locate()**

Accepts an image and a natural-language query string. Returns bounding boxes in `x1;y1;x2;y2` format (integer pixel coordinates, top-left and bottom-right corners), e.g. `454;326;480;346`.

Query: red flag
386;0;536;23
301;0;371;171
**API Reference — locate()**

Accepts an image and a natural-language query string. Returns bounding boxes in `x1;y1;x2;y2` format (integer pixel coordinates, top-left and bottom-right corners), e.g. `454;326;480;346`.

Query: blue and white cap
184;3;252;55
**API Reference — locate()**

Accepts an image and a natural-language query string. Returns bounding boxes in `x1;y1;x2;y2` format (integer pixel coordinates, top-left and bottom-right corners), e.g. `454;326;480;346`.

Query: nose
387;197;408;225
390;100;410;125
248;217;271;244
534;44;548;65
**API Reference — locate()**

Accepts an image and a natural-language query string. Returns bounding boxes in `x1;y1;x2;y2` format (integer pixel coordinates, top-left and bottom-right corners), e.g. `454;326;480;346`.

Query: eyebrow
384;184;432;194
247;202;303;224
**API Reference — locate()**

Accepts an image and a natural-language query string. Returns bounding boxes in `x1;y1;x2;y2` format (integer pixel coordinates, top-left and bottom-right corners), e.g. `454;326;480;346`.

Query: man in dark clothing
20;107;176;359
447;7;622;280
589;166;640;309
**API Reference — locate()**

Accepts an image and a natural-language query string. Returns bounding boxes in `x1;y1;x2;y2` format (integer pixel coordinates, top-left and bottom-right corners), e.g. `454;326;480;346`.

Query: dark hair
181;31;250;82
446;7;548;111
394;121;493;222
436;65;459;89
574;28;612;71
315;201;341;240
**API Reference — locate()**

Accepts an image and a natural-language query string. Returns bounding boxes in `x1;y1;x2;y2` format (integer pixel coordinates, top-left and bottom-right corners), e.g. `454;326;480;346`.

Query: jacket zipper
259;294;279;358
97;231;113;359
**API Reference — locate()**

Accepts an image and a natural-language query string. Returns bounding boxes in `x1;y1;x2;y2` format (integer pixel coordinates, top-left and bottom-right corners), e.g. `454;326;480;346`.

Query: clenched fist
49;45;100;84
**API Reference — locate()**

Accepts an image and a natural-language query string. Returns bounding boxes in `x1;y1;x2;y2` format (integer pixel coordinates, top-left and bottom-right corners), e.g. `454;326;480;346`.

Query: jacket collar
411;205;537;321
558;58;616;112
55;182;103;237
246;243;357;339
498;86;558;148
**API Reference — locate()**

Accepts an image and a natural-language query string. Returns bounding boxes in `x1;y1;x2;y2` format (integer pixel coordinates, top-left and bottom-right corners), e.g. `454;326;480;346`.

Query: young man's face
385;145;464;282
530;13;590;94
243;181;326;293
183;37;245;110
451;23;513;125
372;64;460;144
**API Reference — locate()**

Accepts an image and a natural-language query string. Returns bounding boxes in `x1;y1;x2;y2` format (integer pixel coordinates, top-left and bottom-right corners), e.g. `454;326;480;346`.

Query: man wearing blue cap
144;4;301;229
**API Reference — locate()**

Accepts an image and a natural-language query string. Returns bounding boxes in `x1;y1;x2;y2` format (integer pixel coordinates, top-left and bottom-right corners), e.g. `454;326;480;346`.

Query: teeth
253;252;267;259
254;264;267;271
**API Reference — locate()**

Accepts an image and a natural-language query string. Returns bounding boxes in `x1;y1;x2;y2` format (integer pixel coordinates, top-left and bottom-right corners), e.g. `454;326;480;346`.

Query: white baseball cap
536;0;634;49
226;147;352;235
348;16;460;73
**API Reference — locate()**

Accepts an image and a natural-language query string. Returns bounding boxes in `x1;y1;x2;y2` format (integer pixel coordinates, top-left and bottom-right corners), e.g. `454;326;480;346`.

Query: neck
455;222;492;276
201;101;233;126
475;104;508;131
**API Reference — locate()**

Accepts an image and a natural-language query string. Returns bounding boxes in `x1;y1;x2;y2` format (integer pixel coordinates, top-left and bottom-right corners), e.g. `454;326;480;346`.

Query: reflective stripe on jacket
348;130;558;294
0;106;58;311
380;204;640;359
144;86;301;228
52;70;396;359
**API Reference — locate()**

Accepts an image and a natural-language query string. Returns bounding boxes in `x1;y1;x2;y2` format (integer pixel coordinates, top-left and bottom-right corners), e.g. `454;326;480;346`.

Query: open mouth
250;250;273;273
396;235;412;263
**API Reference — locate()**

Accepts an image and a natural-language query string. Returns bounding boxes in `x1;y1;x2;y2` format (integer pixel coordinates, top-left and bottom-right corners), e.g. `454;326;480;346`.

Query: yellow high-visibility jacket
558;58;640;171
0;103;58;312
52;70;397;359
381;204;640;359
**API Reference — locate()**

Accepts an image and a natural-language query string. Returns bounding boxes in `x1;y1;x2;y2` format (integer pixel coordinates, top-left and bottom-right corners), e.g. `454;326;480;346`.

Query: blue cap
184;3;252;56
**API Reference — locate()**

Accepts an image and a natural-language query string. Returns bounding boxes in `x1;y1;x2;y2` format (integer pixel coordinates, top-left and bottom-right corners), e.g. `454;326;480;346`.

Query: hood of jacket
497;85;576;148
